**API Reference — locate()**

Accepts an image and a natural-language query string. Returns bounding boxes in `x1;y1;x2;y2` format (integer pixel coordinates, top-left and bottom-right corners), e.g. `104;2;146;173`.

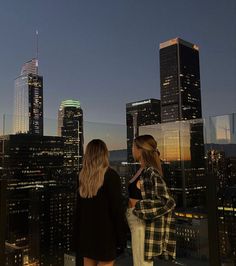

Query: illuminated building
0;180;7;265
126;99;161;162
218;187;236;265
0;134;77;265
5;243;24;266
175;210;208;260
206;149;236;266
13;59;43;135
160;38;202;123
58;99;84;170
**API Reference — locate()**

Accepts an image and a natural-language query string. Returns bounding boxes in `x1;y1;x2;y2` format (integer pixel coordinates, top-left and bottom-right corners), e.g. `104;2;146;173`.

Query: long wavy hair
134;134;163;176
79;139;109;198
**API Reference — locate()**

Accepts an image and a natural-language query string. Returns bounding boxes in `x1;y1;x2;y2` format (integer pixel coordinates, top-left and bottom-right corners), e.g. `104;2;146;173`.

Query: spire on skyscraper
36;30;39;74
20;31;39;76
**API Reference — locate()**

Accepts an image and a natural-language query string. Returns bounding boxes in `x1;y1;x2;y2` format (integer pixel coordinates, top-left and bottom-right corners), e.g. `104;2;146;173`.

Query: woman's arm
133;197;175;220
133;168;176;220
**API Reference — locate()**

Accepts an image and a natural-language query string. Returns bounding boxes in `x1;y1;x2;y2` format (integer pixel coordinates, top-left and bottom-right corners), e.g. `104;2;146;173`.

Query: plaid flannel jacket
133;167;176;261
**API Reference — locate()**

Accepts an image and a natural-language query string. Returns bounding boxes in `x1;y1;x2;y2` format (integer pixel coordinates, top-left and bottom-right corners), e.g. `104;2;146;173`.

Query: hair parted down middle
79;139;109;198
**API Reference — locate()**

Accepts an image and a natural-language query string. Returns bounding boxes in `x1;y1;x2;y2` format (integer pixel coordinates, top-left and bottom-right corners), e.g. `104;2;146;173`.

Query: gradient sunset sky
0;0;235;125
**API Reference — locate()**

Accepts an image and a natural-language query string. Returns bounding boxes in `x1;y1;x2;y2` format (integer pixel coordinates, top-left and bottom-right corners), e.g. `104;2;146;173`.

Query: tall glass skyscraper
13;58;43;135
158;38;205;207
58;99;84;170
160;38;202;123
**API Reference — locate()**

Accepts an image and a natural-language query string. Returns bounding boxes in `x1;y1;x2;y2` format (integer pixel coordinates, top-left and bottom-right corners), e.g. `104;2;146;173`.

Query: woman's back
76;167;126;261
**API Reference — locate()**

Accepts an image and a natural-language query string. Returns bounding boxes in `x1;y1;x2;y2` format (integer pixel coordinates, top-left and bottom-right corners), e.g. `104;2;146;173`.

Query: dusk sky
0;0;235;125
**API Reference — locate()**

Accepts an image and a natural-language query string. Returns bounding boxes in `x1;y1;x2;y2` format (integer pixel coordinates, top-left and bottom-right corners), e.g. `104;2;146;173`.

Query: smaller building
218;186;236;265
126;98;161;163
175;210;209;260
5;242;24;266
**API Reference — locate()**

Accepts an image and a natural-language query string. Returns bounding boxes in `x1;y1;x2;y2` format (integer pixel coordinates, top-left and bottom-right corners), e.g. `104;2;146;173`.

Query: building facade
126;99;161;162
206;149;236;266
175;210;209;260
58;99;84;170
13;59;43;135
160;38;202;123
0;179;7;265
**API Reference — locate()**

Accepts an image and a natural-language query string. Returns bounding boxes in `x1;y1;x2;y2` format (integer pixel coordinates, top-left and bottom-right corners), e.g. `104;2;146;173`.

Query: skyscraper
158;38;205;210
13;58;43;135
58;99;84;170
206;149;236;266
160;38;202;123
126;99;161;162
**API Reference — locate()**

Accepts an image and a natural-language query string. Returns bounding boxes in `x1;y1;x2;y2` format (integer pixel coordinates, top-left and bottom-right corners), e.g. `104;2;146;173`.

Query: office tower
58;99;84;170
156;38;205;208
126;99;161;162
13;58;43;135
160;38;202;123
0;180;7;265
206;149;236;266
0;134;77;266
218;186;236;265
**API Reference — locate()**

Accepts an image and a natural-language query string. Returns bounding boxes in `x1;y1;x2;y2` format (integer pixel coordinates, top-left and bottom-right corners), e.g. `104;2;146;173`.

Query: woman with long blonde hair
127;135;176;266
75;139;126;266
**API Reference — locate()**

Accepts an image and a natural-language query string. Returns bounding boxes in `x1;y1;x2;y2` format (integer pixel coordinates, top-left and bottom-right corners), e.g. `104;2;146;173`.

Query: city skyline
0;2;235;262
0;0;235;125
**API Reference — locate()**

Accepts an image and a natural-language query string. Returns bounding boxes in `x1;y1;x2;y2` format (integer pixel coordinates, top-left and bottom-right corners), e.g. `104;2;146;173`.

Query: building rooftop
159;38;199;51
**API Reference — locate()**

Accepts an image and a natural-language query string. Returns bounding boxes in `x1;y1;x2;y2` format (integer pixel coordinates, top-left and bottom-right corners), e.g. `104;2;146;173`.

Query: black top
128;175;142;200
75;167;126;261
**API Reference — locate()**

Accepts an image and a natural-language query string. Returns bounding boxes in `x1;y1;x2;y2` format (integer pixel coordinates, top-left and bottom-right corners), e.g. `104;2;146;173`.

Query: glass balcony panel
0;113;236;265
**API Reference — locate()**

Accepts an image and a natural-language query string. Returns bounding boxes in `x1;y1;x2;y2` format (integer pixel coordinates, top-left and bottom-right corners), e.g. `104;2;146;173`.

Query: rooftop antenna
36;30;39;74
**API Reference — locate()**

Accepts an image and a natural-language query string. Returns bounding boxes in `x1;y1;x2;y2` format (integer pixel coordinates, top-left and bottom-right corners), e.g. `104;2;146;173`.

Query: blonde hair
134;135;163;176
79;139;109;198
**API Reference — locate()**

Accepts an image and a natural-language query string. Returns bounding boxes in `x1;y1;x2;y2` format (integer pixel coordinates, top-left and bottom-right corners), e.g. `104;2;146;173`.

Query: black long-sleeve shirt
75;167;126;261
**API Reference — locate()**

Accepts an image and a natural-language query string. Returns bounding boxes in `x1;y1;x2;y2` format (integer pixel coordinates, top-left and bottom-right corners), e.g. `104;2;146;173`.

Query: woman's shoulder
105;167;119;176
104;167;120;183
142;167;165;184
143;166;161;177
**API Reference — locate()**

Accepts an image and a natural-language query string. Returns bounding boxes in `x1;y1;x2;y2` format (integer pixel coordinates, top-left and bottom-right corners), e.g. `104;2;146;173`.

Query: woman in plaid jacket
127;135;176;266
